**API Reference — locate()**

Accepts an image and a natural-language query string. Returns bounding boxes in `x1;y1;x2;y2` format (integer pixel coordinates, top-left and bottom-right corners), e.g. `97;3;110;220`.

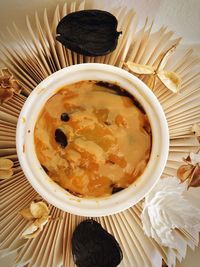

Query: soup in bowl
16;63;169;216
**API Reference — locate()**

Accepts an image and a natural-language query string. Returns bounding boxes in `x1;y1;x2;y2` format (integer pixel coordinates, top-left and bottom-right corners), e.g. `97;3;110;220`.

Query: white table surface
0;0;199;266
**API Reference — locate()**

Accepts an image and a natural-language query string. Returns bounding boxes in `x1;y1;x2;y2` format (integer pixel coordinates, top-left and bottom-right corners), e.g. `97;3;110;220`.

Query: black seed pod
56;10;122;56
55;129;68;148
72;219;123;267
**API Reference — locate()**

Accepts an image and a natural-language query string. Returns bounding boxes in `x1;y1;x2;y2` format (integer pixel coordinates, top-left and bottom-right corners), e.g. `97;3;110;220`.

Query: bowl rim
16;63;169;217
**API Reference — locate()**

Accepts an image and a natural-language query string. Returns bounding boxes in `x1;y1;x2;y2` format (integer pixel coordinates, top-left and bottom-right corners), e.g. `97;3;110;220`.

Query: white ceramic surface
16;63;169;217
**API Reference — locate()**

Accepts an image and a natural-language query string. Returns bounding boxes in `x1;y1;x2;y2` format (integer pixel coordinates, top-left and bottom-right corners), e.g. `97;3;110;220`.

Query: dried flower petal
0;157;14;179
30;201;49;218
34;215;49;228
0;158;14;169
125;44;181;93
20;201;50;239
0;88;13;104
188;165;200;188
177;151;200;188
125;62;155;74
21;224;41;239
0;68;22;104
177;164;193;182
10;80;22;94
21;216;49;239
158;44;177;70
19;207;34;220
189;152;200;165
1;68;12;78
0;169;13;179
21;215;49;239
157;70;181;93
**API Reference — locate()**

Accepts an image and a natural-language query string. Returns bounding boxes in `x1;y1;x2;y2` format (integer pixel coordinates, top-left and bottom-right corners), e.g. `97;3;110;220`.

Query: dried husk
188;165;200;188
11;80;22;94
1;68;12;78
177;164;193;182
0;68;22;104
0;88;14;104
0;157;14;179
125;61;155;74
21;215;49;239
157;70;181;93
19;207;35;220
158;44;177;70
125;44;181;93
21;224;41;239
30;201;49;218
0;157;14;169
177;151;200;188
20;201;50;239
0;169;14;179
34;215;49;227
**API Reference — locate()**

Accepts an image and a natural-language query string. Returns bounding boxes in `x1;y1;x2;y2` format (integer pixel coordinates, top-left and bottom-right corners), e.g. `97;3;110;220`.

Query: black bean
55;129;68;148
61;113;70;122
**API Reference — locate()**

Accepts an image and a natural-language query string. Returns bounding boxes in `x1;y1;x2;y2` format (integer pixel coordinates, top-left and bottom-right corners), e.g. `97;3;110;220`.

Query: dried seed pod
177;151;200;189
30;201;49;218
72;219;123;267
55;128;68;148
0;169;14;179
56;10;122;56
0;88;13;104
19;207;34;220
188;165;200;188
20;201;50;239
0;158;14;169
21;223;40;239
157;70;181;93
0;68;22;104
177;164;193;182
125;62;155;74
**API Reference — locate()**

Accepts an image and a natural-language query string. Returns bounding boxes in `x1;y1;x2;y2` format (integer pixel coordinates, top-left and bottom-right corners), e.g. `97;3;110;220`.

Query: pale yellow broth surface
34;81;151;197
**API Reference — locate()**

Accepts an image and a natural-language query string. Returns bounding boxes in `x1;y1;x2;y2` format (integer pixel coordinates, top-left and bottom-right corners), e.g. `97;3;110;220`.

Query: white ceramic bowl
16;63;169;217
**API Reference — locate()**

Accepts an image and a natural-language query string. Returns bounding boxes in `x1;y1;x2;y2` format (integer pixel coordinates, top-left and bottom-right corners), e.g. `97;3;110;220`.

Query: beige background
0;0;199;266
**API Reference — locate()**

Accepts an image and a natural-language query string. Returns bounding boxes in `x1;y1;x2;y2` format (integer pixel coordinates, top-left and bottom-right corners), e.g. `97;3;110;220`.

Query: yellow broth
34;81;152;197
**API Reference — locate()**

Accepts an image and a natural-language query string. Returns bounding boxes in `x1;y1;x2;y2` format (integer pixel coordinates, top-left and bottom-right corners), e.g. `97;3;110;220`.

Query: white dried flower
141;176;200;249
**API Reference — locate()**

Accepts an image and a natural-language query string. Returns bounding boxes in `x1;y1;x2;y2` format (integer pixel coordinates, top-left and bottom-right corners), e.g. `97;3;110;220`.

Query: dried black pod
56;10;122;56
72;219;123;267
